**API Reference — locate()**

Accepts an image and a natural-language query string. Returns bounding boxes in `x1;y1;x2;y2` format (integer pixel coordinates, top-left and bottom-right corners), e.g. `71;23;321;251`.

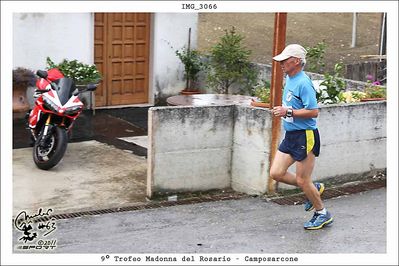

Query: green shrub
305;41;327;73
46;57;102;85
317;62;346;104
365;85;386;98
176;47;204;90
252;80;271;103
206;27;258;94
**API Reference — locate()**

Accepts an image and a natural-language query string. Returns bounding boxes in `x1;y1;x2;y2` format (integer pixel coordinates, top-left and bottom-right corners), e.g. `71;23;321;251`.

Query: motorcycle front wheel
33;126;68;170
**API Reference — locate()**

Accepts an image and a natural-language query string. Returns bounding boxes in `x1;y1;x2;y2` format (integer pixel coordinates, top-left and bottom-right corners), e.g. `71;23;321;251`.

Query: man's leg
295;152;323;210
269;150;297;186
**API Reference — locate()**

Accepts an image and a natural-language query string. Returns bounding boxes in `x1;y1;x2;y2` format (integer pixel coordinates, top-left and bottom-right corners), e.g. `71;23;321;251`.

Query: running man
269;44;333;230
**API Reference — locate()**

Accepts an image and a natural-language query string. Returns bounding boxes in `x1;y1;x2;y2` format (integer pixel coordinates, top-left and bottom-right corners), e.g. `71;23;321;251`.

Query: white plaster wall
13;13;198;105
13;13;93;70
151;13;198;103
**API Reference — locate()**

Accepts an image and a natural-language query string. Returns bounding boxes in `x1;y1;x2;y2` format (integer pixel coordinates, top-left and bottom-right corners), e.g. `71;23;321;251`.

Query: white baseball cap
272;44;307;61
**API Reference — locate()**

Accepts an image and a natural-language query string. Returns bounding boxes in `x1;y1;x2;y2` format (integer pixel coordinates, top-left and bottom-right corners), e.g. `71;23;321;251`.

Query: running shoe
304;211;333;230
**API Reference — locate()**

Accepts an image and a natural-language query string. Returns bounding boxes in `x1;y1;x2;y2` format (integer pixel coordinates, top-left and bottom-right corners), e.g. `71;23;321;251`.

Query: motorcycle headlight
64;105;83;115
42;95;59;112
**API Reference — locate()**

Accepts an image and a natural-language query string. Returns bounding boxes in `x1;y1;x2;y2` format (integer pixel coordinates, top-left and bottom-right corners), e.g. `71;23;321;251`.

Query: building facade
13;13;199;107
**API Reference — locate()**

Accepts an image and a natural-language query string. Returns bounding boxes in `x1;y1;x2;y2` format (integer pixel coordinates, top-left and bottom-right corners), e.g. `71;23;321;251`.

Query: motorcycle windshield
54;78;76;105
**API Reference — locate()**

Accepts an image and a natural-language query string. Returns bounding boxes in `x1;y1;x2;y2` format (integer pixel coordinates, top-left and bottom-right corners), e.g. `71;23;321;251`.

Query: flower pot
13;86;30;113
180;89;202;95
360;98;386;102
250;101;270;108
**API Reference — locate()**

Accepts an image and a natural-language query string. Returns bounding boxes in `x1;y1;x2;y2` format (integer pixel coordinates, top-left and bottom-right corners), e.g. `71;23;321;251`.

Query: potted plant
250;80;271;108
46;57;102;86
339;90;367;103
361;78;386;102
13;67;37;113
206;27;258;95
175;47;204;95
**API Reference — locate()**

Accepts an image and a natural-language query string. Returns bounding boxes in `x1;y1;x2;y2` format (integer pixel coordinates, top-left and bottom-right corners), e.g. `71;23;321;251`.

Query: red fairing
29;105;42;128
47;68;64;81
73;97;81;103
36;78;49;90
47;90;55;98
35;68;64;90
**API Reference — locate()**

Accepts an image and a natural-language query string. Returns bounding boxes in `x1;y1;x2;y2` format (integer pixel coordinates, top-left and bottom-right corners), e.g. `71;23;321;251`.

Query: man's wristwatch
286;107;293;118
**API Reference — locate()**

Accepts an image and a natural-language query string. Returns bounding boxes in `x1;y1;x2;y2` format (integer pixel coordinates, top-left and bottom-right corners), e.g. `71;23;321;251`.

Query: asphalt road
13;187;386;254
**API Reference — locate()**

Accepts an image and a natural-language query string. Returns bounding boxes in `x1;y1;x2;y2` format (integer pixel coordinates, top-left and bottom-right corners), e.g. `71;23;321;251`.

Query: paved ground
12;107;149;155
13;141;147;216
12;108;151;217
13;187;386;254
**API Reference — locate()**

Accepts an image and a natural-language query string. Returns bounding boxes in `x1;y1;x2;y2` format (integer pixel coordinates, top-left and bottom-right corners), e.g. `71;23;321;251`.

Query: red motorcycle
28;68;97;170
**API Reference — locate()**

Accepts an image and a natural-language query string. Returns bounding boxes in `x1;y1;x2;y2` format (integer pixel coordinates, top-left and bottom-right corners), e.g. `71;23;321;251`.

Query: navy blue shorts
278;129;320;161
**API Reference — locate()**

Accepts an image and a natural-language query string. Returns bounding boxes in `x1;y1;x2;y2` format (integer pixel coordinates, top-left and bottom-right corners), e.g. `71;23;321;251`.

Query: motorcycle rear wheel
33;127;68;170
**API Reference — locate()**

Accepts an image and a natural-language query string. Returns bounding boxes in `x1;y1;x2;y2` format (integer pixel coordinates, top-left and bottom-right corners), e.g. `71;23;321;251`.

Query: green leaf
46;57;102;85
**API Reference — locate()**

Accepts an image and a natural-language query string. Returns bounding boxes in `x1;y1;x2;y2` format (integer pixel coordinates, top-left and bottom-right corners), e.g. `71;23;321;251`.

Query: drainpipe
268;13;287;194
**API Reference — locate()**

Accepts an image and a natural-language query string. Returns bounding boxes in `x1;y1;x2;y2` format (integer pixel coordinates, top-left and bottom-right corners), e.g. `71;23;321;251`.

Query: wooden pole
268;13;287;194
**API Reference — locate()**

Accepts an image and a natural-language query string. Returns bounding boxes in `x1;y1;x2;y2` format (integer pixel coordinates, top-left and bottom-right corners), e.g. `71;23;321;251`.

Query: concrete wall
231;106;272;194
148;101;386;196
151;13;199;104
316;101;386;176
147;105;233;196
280;101;386;189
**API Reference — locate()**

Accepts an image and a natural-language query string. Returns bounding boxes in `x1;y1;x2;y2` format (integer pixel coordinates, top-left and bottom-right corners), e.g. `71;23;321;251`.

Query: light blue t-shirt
282;71;318;131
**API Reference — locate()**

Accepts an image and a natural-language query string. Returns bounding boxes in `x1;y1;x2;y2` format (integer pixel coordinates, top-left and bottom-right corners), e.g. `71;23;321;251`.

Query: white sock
316;208;327;215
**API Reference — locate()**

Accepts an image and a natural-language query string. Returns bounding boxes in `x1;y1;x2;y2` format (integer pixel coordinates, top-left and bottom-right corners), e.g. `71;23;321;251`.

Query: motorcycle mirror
36;70;48;79
86;84;98;91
